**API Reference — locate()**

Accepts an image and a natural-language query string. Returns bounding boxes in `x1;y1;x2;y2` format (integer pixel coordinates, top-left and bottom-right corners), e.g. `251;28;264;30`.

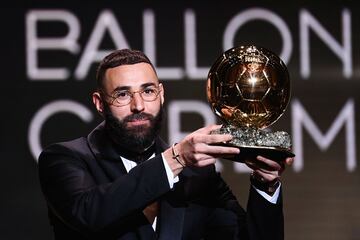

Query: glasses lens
113;90;131;106
108;86;161;106
141;88;159;101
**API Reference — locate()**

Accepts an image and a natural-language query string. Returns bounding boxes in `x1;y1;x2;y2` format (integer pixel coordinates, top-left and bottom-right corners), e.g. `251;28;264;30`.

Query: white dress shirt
120;153;280;229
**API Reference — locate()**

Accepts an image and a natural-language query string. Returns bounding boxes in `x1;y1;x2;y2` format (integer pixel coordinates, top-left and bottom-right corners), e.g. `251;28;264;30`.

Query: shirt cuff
161;153;179;189
252;182;281;204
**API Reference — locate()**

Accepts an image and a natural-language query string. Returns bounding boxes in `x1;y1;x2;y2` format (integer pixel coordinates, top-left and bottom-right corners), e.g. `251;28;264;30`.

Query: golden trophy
207;45;295;162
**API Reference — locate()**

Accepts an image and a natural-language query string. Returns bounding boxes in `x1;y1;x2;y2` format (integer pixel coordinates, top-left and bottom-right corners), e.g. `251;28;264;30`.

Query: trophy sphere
207;45;291;129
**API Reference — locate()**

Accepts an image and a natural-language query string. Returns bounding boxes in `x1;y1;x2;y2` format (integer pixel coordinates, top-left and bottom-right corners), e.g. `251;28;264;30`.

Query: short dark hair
96;49;156;91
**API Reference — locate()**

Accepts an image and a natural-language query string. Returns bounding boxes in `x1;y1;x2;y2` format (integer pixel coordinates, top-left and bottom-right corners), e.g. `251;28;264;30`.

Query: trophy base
229;145;295;163
212;124;295;162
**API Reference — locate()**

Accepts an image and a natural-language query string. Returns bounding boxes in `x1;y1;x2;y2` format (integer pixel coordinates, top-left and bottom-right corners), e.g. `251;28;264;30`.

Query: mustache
123;112;154;122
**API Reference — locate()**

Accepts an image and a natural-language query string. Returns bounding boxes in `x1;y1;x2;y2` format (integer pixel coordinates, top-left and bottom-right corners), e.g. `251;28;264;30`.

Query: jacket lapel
87;121;181;239
153;136;186;239
87;122;128;180
158;197;185;240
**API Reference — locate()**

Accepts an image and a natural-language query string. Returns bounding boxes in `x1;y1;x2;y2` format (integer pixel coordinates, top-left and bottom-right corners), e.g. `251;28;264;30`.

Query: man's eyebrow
112;82;157;92
112;86;131;92
141;82;157;88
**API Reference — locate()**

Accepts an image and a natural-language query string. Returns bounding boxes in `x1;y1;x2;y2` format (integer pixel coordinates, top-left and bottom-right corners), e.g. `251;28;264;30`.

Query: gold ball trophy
207;45;295;162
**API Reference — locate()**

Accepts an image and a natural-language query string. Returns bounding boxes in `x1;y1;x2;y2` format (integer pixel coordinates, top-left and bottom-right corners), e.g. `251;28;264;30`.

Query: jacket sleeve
204;169;284;240
246;186;284;240
38;142;170;234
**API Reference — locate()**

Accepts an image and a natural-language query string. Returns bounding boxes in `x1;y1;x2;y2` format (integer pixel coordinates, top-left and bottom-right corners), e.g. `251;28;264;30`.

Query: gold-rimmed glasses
102;85;162;107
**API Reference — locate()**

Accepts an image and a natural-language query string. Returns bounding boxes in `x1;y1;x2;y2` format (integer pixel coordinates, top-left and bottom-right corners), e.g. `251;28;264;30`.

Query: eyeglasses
103;86;162;107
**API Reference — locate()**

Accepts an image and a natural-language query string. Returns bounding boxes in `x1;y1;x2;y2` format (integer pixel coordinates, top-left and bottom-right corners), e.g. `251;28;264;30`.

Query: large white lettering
291;99;356;172
26;8;358;81
28;100;93;161
74;10;130;80
184;9;209;79
223;8;293;64
300;9;352;79
26;10;80;80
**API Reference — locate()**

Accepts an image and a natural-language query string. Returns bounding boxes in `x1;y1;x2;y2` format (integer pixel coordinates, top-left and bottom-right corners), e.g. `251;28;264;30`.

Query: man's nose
130;92;145;112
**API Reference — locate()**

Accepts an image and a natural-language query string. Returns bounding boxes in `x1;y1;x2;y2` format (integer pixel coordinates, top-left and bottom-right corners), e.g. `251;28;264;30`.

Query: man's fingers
185;153;218;167
245;158;280;172
193;158;217;167
246;162;278;175
253;169;280;183
202;143;240;155
194;124;222;134
246;156;283;183
285;157;294;165
256;155;282;171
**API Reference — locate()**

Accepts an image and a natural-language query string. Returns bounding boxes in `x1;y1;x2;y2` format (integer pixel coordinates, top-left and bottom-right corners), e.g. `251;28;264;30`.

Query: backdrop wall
1;1;359;239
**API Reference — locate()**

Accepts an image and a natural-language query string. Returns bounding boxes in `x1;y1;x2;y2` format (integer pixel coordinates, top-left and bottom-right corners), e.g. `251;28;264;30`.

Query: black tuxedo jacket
38;122;284;240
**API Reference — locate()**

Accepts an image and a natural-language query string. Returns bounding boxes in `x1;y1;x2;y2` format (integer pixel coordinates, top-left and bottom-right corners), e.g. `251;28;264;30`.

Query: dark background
1;1;359;239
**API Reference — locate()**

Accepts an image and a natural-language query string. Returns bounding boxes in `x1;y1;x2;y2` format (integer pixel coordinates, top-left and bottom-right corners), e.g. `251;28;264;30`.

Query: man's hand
163;125;240;176
246;156;294;194
177;125;241;167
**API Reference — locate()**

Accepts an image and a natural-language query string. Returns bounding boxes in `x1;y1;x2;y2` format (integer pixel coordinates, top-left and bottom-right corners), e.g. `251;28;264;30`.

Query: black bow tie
115;143;156;164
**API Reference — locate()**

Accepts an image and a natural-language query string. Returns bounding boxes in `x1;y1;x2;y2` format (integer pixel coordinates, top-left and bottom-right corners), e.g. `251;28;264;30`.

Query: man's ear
92;91;104;115
159;83;164;105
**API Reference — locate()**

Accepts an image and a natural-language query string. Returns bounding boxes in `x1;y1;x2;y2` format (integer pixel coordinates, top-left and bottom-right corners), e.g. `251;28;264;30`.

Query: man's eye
143;88;156;95
115;91;130;98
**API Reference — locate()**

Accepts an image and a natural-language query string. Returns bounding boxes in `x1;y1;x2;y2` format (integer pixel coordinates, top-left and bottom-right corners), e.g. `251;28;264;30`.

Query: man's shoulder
38;137;91;166
40;122;105;159
43;137;88;154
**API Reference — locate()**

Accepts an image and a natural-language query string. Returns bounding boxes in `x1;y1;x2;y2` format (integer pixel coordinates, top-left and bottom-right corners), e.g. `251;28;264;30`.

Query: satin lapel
156;139;186;240
158;198;185;240
87;122;157;239
86;121;128;181
87;122;178;239
136;223;157;240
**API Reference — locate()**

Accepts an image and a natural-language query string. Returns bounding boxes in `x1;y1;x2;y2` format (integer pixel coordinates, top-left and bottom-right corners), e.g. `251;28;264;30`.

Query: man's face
94;63;164;152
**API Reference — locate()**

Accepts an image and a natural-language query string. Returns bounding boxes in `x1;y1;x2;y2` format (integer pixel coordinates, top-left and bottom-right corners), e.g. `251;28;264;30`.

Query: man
38;49;293;240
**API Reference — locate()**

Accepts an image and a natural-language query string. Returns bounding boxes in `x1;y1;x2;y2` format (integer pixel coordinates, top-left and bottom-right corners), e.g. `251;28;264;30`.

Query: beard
103;103;163;154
